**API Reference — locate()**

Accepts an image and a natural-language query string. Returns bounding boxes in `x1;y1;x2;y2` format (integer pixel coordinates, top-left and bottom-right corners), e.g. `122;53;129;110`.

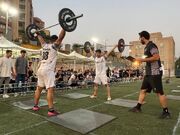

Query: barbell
84;39;131;53
26;8;83;41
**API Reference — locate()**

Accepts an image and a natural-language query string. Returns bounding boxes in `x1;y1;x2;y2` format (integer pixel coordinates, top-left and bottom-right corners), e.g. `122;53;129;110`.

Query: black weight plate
59;8;77;32
118;38;125;53
26;24;40;41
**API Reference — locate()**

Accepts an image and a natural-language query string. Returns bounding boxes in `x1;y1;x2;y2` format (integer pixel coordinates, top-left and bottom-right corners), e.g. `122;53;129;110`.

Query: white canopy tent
0;36;94;71
65;51;94;70
68;51;91;60
0;36;40;53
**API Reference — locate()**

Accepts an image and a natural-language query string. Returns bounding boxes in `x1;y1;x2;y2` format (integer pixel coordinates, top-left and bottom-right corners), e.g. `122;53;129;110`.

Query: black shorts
141;75;164;95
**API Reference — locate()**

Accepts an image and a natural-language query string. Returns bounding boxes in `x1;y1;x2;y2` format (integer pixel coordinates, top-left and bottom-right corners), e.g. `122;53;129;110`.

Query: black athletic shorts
141;75;164;95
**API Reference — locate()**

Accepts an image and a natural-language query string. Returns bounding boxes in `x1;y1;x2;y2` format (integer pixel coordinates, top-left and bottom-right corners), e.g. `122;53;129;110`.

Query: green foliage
175;57;180;69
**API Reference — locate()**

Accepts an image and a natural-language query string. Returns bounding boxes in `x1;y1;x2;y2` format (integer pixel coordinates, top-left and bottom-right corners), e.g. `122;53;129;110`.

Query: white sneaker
3;94;10;98
42;89;46;94
90;95;97;99
23;92;27;96
107;97;112;101
14;93;19;97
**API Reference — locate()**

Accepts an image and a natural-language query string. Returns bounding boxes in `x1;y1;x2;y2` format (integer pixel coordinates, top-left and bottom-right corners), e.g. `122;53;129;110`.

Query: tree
109;50;116;61
175;57;180;77
72;43;83;54
175;57;180;69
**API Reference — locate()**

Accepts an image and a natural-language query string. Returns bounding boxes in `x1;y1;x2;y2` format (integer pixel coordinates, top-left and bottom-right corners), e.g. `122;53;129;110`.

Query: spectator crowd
0;49;144;98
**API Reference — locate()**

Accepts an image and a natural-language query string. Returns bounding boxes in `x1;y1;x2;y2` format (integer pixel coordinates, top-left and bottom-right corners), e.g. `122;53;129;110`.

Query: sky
33;0;180;56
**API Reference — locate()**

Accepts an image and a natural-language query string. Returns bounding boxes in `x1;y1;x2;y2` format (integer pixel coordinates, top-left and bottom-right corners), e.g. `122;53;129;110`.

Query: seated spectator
68;71;78;87
28;62;33;79
85;72;94;85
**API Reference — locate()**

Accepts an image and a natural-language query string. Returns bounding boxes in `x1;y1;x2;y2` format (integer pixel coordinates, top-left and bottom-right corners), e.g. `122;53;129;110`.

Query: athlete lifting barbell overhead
88;44;118;101
83;39;132;101
32;8;83;117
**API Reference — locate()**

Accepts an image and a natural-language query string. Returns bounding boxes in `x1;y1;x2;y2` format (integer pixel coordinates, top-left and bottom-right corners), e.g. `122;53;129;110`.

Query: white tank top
95;56;107;75
39;43;58;70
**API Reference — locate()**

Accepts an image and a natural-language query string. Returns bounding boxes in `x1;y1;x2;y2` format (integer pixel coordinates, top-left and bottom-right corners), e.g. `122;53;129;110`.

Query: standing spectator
14;50;28;93
0;50;15;98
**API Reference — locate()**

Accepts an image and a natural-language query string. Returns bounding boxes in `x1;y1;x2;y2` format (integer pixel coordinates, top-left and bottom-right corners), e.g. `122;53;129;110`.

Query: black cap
139;31;150;40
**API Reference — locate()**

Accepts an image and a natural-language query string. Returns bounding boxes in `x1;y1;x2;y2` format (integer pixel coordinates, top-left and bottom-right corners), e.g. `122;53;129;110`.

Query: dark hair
139;31;150;40
6;50;12;54
20;50;26;53
50;35;58;42
95;49;101;53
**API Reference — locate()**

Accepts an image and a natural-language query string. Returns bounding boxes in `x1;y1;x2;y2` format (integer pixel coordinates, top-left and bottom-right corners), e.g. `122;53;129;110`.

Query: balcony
19;17;25;22
0;17;6;24
0;28;4;33
0;18;12;27
19;1;25;6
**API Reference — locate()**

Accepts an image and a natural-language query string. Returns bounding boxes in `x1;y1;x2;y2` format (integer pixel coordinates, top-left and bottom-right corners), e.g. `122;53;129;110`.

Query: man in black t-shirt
129;31;170;119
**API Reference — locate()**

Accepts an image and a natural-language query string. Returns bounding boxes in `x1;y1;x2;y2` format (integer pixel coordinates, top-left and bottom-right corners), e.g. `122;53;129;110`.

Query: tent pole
73;60;76;71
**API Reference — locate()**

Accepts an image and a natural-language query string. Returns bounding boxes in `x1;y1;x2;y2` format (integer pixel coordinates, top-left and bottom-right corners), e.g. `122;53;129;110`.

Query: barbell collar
66;14;83;22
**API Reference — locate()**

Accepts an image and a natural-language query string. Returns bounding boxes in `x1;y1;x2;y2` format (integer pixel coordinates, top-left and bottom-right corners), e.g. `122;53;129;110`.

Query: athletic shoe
107;97;112;101
90;95;97;99
159;111;171;119
3;94;10;98
129;106;142;113
32;106;40;111
14;93;19;97
48;110;60;117
42;89;46;94
23;92;27;96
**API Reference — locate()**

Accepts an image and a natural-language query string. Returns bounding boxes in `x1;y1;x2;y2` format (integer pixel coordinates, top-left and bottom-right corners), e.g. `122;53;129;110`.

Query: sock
48;108;55;112
136;103;142;109
34;104;38;107
163;107;169;113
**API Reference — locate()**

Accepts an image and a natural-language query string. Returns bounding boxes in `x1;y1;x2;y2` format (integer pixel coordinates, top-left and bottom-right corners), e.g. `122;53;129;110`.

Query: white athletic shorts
94;74;108;85
37;68;55;89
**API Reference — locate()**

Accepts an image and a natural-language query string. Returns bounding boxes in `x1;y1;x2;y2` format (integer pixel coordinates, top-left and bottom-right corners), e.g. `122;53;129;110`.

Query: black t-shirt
144;41;162;75
106;68;111;77
55;72;64;82
28;70;33;77
77;73;84;80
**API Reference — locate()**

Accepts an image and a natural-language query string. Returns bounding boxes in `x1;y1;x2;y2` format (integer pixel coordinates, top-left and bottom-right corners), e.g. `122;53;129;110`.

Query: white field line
172;112;180;135
123;91;139;98
85;91;139;110
4;121;47;135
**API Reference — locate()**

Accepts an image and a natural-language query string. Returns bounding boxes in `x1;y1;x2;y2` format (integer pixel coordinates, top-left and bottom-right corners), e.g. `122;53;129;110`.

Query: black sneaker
129;106;142;112
159;111;171;119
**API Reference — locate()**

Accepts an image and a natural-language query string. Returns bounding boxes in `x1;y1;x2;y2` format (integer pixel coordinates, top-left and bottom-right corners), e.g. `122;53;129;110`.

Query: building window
18;21;25;30
19;5;25;10
20;0;25;2
0;24;5;29
20;13;25;19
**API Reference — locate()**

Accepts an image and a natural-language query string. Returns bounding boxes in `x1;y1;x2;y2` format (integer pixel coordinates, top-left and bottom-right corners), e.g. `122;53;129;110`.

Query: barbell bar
34;14;83;34
26;8;83;41
84;39;132;53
